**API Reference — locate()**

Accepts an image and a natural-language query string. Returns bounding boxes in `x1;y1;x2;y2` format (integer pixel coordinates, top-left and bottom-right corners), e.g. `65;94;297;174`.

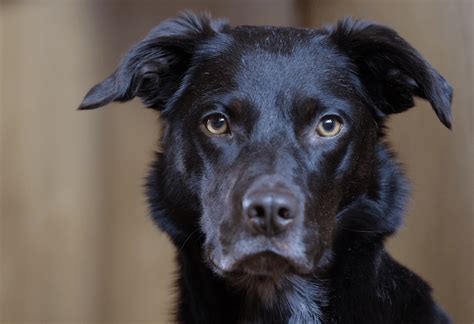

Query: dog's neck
236;274;327;324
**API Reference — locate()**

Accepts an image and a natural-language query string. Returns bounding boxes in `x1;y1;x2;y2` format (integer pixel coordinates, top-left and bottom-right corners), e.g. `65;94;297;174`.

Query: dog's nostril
277;207;291;219
249;205;265;219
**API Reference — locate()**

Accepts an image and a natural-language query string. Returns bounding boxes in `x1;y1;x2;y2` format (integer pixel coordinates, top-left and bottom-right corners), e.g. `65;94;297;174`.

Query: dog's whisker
340;227;386;233
179;228;201;252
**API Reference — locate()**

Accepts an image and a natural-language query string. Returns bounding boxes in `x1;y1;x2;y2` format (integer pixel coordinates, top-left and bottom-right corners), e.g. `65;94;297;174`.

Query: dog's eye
316;115;343;137
204;113;230;135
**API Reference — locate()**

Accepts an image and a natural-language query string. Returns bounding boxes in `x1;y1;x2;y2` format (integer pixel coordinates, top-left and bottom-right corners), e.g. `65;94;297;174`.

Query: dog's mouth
230;251;291;276
208;249;313;278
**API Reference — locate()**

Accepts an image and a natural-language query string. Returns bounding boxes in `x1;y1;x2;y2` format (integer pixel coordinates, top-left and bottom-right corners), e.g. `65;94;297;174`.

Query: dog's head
80;13;452;284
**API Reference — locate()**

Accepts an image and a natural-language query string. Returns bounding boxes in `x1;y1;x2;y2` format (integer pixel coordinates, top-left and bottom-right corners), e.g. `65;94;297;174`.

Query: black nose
243;190;298;236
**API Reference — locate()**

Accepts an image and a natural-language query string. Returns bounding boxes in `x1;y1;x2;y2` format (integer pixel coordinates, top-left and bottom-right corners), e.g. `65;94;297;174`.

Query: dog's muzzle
211;175;313;277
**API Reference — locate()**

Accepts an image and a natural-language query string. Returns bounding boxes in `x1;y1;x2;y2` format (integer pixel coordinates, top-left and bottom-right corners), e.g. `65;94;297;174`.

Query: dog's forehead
234;47;333;103
195;26;355;106
230;28;346;87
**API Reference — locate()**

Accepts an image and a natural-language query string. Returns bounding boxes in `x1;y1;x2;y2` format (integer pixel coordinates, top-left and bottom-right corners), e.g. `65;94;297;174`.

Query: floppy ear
79;12;228;111
328;18;453;128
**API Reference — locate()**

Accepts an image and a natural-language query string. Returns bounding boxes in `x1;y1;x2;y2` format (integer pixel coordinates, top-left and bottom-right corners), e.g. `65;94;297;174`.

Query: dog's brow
207;95;247;116
227;100;244;115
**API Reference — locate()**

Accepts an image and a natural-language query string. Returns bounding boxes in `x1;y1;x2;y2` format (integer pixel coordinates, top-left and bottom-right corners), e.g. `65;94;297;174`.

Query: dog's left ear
328;18;453;128
79;12;228;111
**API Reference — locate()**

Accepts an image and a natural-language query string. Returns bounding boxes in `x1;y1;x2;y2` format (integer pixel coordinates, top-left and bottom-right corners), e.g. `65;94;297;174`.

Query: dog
79;13;452;323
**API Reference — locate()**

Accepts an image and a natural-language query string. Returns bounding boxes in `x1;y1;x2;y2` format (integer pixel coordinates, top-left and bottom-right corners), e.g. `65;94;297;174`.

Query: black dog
80;13;452;323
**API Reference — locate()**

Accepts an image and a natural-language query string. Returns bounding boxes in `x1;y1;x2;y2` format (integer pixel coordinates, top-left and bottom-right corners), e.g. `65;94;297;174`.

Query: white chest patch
285;275;326;324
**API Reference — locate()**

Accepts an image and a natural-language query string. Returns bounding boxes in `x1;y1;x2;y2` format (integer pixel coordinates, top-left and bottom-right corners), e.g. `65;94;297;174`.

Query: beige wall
1;0;472;323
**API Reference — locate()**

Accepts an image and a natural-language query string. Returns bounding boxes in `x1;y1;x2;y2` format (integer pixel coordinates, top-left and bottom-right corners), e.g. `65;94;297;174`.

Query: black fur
80;13;452;323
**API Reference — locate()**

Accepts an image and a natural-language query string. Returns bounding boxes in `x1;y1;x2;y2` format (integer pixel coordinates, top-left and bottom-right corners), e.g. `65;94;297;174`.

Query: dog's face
80;14;452;284
178;31;379;278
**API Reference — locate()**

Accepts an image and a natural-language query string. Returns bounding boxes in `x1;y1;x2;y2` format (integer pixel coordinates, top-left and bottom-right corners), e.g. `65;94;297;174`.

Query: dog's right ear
79;12;228;111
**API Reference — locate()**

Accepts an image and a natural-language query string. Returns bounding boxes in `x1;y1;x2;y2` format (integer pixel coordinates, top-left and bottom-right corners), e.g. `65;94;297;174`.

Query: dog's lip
209;250;313;277
233;251;291;276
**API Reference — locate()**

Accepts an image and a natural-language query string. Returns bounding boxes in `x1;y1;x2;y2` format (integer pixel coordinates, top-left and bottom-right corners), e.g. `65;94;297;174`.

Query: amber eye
316;115;343;137
204;113;230;135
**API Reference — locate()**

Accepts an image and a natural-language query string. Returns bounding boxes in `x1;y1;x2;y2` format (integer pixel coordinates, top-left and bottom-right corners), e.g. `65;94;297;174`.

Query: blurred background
1;0;472;323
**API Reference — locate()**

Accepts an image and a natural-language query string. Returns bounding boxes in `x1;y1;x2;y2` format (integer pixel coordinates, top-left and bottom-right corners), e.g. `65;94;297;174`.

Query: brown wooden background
1;0;472;323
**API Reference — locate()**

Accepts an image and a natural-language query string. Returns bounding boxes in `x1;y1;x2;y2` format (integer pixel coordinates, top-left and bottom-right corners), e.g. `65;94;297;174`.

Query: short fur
80;12;452;323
